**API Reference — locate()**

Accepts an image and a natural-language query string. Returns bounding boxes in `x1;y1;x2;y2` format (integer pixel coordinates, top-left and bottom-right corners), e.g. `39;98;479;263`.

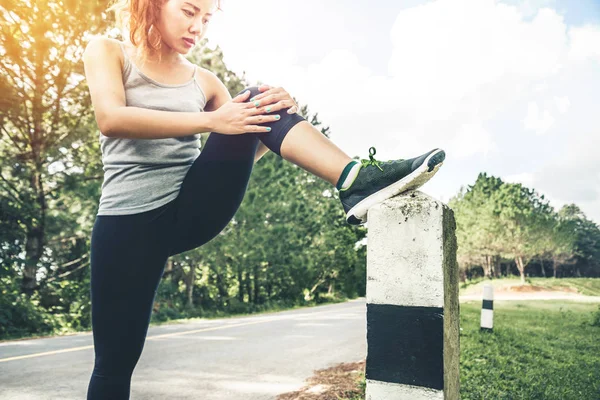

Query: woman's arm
83;37;215;139
106;107;215;139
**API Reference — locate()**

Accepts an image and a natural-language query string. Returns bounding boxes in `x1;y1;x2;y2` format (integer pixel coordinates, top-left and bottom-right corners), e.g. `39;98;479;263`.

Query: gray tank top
96;41;207;216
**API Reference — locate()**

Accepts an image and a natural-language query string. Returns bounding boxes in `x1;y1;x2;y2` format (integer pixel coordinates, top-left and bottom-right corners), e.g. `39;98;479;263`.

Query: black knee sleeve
235;86;305;156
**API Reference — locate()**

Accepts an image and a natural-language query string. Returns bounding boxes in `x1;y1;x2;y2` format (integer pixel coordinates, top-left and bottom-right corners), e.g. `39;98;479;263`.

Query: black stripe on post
366;303;444;390
482;299;494;310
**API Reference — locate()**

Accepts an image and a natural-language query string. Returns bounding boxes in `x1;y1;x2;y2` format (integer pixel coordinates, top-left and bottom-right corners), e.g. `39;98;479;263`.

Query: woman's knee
234;85;306;154
236;86;261;101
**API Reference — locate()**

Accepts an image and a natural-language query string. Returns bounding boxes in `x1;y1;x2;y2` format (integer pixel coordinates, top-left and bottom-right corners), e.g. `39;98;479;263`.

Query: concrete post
480;284;494;331
365;191;460;400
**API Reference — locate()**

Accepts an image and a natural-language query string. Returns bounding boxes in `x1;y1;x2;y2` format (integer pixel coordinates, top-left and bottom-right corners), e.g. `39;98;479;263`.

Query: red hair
107;0;223;67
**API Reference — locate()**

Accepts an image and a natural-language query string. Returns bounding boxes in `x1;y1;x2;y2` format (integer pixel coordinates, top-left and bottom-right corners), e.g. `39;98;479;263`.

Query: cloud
259;0;575;160
523;101;555;135
514;0;557;19
553;96;570;113
567;24;600;63
450;121;497;158
503;172;535;187
206;0;600;223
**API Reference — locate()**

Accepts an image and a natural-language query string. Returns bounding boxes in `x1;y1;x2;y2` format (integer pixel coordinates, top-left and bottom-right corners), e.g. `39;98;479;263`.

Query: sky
203;0;600;223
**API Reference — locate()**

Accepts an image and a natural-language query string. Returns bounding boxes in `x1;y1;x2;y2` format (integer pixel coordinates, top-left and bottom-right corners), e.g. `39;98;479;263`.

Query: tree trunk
246;271;252;304
311;279;325;295
484;255;492;278
265;271;273;299
515;256;525;285
237;265;244;302
22;226;44;295
553;258;557;278
215;272;228;308
165;258;173;273
540;258;546;278
265;262;272;299
162;258;174;280
493;257;501;278
21;149;49;295
327;282;334;295
253;264;260;304
185;265;195;307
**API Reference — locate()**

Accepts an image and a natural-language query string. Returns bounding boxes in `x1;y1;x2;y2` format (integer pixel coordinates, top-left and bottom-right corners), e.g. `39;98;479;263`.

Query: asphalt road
0;298;367;400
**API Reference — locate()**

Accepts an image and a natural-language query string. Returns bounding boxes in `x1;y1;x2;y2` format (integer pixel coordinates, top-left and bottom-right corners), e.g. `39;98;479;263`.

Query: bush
591;305;600;327
0;285;57;340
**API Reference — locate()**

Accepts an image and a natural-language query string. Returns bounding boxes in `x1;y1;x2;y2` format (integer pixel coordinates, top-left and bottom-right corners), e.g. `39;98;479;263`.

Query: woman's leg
280;120;353;186
168;86;306;256
87;201;176;399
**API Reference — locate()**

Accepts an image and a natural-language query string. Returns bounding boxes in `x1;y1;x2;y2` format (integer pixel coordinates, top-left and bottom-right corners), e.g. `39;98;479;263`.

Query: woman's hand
209;90;281;135
250;85;300;115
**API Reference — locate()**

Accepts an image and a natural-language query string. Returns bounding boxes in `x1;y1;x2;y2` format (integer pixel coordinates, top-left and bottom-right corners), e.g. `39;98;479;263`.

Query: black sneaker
338;147;445;225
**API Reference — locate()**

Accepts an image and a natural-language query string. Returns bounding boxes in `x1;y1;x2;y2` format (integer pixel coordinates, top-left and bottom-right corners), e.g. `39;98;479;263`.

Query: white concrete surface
366;193;445;308
366;379;444;400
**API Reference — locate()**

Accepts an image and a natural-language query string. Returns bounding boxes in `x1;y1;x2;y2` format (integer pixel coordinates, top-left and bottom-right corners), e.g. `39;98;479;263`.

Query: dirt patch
499;284;579;293
276;360;366;400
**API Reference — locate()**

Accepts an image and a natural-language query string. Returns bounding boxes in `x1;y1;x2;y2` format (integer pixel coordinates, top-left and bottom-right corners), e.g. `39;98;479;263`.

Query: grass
337;300;600;400
459;300;600;399
460;277;600;296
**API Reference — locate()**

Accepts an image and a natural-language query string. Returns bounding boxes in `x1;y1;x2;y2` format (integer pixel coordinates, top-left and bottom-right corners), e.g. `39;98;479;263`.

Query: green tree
557;205;600;277
492;183;553;284
0;0;112;297
450;173;504;279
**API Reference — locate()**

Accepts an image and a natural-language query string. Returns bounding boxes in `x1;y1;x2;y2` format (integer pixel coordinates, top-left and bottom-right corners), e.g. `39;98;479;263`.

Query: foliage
0;279;56;339
449;173;599;283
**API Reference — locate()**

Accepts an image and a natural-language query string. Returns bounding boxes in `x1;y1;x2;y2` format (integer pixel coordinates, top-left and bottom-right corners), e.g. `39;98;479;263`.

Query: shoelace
360;147;385;171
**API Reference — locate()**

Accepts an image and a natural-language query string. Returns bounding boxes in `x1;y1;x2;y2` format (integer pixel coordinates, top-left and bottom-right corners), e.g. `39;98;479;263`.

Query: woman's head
107;0;221;67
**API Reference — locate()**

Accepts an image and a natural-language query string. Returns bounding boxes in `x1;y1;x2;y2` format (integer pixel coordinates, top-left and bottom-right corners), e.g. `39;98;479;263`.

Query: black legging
87;86;305;399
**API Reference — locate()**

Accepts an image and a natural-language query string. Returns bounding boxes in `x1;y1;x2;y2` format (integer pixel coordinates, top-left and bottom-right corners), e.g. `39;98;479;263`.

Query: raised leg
280;120;353;186
168;86;360;255
167;131;259;256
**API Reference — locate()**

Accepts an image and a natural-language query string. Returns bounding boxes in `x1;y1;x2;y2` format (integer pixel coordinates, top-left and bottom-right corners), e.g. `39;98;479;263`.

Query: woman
82;0;446;397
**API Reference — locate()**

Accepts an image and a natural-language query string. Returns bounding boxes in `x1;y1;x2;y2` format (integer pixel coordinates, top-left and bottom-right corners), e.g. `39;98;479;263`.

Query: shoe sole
346;148;446;225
